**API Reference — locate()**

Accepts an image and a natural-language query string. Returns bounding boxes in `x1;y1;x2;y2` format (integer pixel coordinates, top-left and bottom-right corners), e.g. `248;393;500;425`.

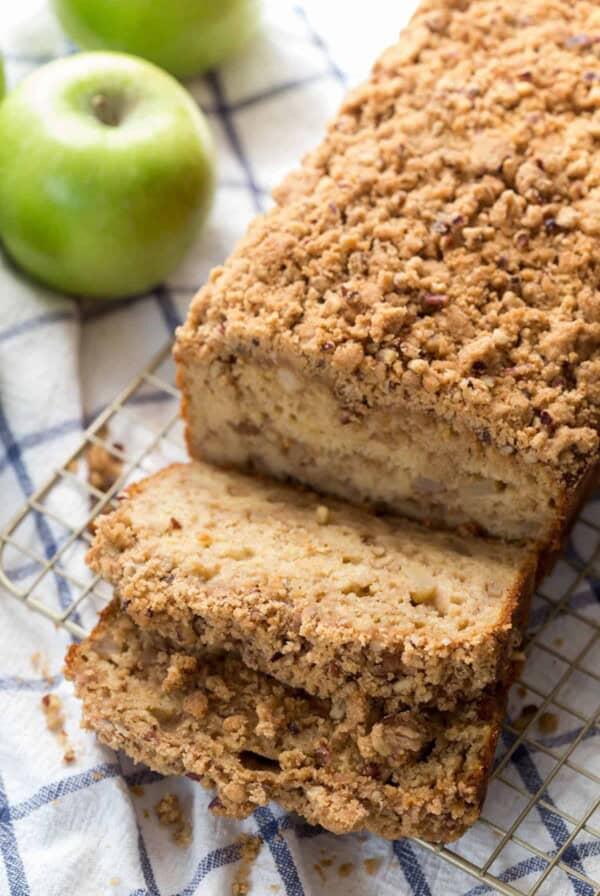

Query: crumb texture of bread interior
179;355;568;542
175;0;599;546
65;602;506;844
86;462;536;707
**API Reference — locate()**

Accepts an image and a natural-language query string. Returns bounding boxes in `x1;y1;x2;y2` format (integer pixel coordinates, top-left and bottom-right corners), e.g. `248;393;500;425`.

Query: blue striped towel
0;2;598;893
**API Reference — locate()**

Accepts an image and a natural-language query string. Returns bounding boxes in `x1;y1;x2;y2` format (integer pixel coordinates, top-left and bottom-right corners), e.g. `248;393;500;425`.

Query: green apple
0;52;215;299
0;55;4;100
52;0;260;80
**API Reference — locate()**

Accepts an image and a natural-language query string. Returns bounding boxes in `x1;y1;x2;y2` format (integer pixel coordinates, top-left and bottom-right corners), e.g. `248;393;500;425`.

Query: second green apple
52;0;261;79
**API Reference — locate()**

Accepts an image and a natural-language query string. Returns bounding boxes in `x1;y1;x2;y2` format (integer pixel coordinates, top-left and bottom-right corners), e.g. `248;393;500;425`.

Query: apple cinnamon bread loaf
86;462;536;708
175;0;599;548
65;601;508;843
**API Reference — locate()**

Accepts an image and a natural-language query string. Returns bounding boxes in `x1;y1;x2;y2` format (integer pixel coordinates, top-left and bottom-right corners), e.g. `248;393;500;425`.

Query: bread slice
87;462;536;708
65;601;508;843
174;0;599;549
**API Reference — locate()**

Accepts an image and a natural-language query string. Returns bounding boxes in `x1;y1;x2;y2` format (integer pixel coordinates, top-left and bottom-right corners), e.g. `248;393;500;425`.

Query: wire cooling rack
0;339;598;896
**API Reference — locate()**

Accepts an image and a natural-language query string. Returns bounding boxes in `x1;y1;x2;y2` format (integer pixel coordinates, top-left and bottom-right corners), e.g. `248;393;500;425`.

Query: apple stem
91;93;121;127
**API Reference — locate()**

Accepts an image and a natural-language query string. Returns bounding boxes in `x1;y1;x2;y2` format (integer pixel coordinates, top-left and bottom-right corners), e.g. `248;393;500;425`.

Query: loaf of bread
87;462;536;708
175;0;599;549
65;601;508;843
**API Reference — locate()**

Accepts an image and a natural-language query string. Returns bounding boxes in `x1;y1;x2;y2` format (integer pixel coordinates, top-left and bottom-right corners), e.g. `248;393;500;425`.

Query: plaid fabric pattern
0;2;599;894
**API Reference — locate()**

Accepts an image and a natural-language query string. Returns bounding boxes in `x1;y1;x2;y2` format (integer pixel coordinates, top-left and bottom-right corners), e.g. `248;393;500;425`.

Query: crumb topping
154;792;192;847
181;0;600;476
232;834;262;896
41;693;76;764
41;693;64;733
86;426;124;494
364;857;383;875
65;601;508;843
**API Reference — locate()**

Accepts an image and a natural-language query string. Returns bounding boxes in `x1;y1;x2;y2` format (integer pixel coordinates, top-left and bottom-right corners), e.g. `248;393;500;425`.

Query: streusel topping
184;0;599;475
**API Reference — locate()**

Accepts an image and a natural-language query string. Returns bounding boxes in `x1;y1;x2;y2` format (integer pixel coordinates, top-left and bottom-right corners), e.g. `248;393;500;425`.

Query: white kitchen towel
0;2;598;895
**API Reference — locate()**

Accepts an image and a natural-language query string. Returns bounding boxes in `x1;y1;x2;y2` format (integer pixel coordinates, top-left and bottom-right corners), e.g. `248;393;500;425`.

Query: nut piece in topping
358;712;425;759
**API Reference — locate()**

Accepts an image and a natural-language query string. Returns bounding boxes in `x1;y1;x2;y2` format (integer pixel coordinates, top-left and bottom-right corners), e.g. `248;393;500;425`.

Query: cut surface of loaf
175;0;599;547
87;462;536;707
65;602;507;843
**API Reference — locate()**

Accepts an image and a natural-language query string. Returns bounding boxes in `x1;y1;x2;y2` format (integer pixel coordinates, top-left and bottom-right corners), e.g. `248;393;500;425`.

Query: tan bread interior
95;461;526;648
184;357;558;542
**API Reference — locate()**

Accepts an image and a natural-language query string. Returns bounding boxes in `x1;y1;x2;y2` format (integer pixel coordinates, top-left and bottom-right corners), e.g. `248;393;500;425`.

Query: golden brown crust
86;462;537;708
65;601;507;843
175;0;599;537
534;455;600;580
